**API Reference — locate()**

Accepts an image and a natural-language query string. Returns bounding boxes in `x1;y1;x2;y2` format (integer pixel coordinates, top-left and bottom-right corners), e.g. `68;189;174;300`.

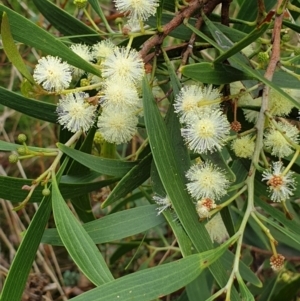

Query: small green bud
17;133;27;143
17;146;27;155
94;131;105;144
281;272;291;282
73;0;87;8
42;188;51;196
80;78;90;87
282;33;291;42
115;17;123;26
257;51;269;63
9;154;19;163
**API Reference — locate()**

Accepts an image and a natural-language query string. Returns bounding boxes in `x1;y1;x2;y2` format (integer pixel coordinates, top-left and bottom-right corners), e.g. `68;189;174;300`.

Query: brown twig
221;0;231;26
243;244;300;261
139;0;222;59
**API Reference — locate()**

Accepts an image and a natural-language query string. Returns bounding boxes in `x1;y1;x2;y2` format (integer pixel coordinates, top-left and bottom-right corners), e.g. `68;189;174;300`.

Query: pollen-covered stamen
267;175;283;189
196;198;216;219
270;254;285;271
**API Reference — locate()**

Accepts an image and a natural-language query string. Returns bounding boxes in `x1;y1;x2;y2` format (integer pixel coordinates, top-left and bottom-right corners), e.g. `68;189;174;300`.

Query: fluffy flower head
231;135;255;159
92;39;115;61
70;44;92;79
101;47;144;85
186;161;229;201
101;80;140;109
33;55;71;91
181;108;230;154
269;89;294;117
264;121;299;158
174;85;220;123
114;0;159;21
97;107;138;144
262;161;296;202
56;92;97;133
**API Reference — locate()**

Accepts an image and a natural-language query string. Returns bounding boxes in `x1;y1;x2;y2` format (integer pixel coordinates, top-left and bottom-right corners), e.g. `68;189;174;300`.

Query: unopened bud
42;188;51;196
257;51;269;63
9;154;19;163
17;133;27;143
17;146;27;155
73;0;87;9
282;33;291;42
94;131;105;144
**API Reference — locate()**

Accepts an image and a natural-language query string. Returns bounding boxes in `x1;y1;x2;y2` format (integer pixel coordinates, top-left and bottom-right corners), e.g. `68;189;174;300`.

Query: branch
139;0;222;59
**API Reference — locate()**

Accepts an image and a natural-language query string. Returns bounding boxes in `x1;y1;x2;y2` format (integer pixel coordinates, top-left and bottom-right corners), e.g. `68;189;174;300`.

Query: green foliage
1;0;300;300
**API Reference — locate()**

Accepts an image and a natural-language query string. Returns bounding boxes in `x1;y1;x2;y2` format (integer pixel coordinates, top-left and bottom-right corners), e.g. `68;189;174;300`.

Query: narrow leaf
0;86;57;123
202;15;300;109
102;153;152;208
52;175;114;285
0;173;117;203
214;20;270;64
1;12;34;84
0;5;100;75
67;240;233;301
58;143;137;177
42;205;164;245
142;77;240;300
180;62;253;84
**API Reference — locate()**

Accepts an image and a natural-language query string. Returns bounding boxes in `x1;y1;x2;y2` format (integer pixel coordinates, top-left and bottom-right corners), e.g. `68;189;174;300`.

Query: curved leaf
67;240;232;301
0;87;57;123
1;13;34;84
0;5;100;75
142;76;240;300
52;175;114;286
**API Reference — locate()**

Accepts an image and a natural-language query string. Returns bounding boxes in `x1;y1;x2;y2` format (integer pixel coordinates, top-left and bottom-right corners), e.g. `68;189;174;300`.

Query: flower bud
94;131;105;144
115;17;123;26
17;146;27;155
42;188;51;196
257;52;269;63
17;133;27;143
281;33;291;42
9;154;19;163
73;0;87;9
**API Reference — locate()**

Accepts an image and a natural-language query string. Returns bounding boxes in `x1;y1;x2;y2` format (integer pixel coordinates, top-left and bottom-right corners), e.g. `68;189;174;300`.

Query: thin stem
60;82;103;94
282;149;300;176
208;185;247;217
252;211;278;255
84;8;103;32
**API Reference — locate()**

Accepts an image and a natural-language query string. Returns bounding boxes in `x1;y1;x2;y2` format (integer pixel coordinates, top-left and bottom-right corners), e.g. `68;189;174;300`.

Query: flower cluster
97;46;144;144
33;41;144;143
175;85;230;154
174;85;231;221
